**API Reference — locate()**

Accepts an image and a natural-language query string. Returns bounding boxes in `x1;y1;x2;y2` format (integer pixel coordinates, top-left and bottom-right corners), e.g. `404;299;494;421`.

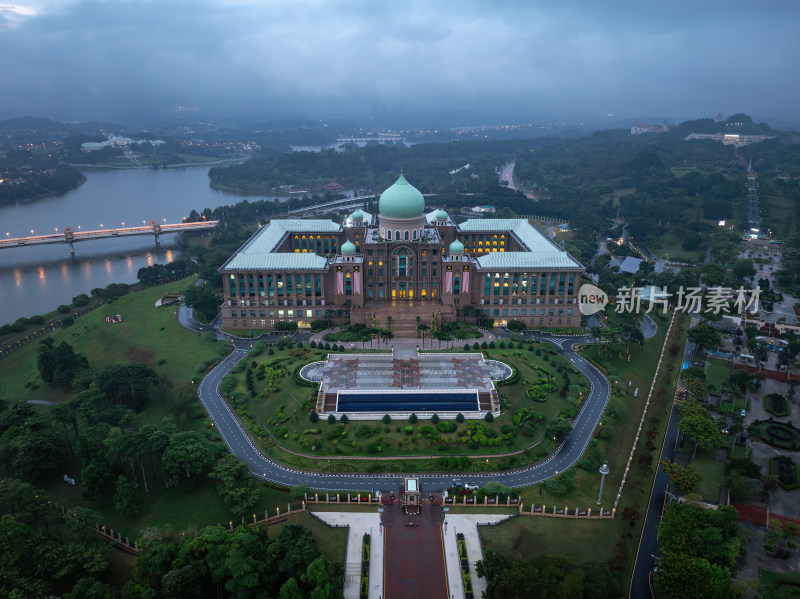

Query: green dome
341;240;356;255
449;239;465;254
350;209;364;221
436;209;448;220
379;174;425;219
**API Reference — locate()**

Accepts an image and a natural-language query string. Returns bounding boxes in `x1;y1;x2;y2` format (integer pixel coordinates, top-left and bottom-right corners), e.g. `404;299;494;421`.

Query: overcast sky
0;0;797;125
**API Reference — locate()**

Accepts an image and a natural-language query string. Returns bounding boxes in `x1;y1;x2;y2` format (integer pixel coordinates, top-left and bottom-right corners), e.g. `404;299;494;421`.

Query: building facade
218;175;585;331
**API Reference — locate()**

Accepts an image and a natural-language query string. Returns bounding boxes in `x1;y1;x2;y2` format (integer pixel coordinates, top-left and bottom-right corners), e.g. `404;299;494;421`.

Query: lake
0;167;243;324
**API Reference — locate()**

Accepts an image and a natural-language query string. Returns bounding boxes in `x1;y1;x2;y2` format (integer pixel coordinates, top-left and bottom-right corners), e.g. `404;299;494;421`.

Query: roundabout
184;306;610;491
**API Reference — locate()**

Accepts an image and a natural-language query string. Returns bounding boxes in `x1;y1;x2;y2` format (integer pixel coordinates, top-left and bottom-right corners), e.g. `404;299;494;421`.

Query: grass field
761;193;798;239
649;232;706;264
601;187;636;208
481;311;690;586
691;450;726;503
481;516;623;566
706;358;732;393
0;277;301;542
0;276;226;404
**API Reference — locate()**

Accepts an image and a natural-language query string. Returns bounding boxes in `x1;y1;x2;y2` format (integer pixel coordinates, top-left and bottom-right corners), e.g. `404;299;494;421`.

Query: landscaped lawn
0;275;227;404
719;394;749;415
759;569;800;599
706;358;732;394
230;341;588;465
691;450;726;503
480;515;623;567
0;277;299;541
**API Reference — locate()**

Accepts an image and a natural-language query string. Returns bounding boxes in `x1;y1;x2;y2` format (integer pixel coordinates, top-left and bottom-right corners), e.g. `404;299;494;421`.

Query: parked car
739;409;746;418
464;483;479;491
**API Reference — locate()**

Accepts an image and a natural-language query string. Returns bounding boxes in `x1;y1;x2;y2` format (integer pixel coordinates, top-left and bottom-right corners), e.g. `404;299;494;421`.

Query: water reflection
0;166;241;323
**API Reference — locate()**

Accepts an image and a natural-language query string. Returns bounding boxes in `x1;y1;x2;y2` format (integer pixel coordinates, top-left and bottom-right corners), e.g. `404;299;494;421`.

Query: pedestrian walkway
442;514;510;599
312;511;383;599
381;499;447;599
311;509;508;599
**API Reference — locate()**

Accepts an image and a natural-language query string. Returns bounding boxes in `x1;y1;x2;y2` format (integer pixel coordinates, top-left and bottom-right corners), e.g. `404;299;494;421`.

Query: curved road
185;307;611;492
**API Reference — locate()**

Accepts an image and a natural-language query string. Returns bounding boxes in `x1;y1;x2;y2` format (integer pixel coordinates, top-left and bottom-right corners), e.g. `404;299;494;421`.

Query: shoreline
67;157;248;170
0;174;87;206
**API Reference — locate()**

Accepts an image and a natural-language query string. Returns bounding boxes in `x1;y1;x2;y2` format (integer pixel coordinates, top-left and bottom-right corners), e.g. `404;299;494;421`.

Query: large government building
219;175;585;333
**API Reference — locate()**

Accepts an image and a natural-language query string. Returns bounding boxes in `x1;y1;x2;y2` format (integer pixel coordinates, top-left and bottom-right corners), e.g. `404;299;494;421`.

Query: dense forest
0;147;85;203
207;113;800;257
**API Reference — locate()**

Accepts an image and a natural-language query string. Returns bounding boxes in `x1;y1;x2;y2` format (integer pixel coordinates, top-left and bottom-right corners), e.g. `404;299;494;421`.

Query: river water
0;167;247;324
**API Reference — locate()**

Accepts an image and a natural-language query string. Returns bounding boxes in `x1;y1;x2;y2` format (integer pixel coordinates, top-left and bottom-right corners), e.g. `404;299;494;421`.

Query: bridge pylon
64;227;75;255
150;220;162;247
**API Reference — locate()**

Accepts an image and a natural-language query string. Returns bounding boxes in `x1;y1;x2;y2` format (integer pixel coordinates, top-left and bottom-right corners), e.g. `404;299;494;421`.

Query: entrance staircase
350;300;455;338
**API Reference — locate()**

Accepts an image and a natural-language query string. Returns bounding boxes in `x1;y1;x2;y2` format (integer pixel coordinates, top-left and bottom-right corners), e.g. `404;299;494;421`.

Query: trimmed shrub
309;411;319;423
409;413;418;424
328;414;336;424
382;414;391;424
484;412;494;422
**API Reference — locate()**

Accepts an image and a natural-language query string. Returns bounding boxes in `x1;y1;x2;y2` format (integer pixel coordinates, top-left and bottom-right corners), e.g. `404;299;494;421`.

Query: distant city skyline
0;0;798;125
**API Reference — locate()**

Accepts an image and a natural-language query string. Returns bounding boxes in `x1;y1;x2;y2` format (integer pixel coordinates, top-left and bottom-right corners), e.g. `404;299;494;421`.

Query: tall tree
162;431;217;487
661;459;703;494
183;282;221;322
208;454;260;516
677;400;723;454
688;321;721;354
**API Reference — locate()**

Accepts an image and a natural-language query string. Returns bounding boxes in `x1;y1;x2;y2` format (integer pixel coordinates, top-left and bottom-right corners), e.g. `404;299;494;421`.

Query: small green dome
341;240;356;255
449;239;465;254
436;209;448;220
379;174;425;219
350;209;364;221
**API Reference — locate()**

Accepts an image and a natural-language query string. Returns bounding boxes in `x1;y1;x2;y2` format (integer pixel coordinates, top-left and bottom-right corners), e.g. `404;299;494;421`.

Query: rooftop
220;219;340;271
608;255;643;274
460;219;583;270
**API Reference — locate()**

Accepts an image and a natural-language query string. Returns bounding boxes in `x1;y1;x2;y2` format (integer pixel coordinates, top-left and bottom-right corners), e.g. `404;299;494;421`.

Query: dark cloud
0;0;797;123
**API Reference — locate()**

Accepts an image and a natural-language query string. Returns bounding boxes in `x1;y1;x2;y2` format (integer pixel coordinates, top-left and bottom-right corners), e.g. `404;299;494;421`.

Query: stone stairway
351;300;456;338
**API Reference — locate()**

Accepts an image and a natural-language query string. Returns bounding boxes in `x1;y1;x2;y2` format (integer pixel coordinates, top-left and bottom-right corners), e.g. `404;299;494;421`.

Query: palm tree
418;323;430;349
380;329;394;349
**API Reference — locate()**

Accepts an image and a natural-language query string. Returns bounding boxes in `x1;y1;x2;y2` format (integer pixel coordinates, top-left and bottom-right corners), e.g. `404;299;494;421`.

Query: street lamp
597;462;610;506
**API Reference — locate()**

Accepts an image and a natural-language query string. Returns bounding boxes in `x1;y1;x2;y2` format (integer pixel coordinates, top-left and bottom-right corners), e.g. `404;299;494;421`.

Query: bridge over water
0;220;218;255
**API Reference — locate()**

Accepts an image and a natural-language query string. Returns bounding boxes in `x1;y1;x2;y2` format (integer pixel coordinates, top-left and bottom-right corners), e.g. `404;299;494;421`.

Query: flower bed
769;456;800;490
753;419;800;450
765;393;791;418
360;533;370;599
456;532;473;599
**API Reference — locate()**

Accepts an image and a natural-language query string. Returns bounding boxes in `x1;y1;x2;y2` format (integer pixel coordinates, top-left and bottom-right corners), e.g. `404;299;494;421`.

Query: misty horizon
0;1;798;127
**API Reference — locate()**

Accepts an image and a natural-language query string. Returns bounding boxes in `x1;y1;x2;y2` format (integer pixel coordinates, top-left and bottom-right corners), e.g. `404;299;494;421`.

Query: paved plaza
314;508;510;599
304;351;502;393
301;349;510;415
